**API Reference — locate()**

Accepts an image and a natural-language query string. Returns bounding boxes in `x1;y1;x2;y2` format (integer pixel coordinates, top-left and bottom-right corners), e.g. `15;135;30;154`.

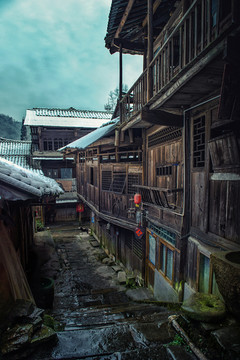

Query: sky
0;0;143;122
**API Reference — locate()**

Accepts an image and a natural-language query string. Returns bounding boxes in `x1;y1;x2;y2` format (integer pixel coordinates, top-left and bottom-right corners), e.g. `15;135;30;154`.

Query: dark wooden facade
73;129;145;276
65;0;240;301
24;109;112;222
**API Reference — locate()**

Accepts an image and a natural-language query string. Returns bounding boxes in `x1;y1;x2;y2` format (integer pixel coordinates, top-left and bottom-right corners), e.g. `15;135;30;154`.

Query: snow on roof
24;108;113;128
59;118;119;151
0;157;64;199
0;137;32;169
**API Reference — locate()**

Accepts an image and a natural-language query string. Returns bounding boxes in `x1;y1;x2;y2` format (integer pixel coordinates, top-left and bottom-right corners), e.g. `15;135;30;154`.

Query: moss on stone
181;292;226;322
43;314;64;331
30;325;57;344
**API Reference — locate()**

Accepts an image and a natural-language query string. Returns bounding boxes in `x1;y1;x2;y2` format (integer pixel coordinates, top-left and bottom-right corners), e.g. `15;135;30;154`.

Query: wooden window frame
147;229;176;286
196;251;217;295
158;237;175;285
192;114;206;170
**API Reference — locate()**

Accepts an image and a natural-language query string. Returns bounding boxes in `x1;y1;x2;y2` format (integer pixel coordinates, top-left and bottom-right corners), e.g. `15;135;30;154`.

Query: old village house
24;108;112;223
60;0;240;310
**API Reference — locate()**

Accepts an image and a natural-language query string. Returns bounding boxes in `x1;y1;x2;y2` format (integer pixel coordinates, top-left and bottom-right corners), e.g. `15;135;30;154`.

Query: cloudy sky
0;0;143;121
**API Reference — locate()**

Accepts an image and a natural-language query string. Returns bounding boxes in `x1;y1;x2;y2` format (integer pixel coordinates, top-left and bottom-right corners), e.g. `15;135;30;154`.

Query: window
148;127;182;147
147;228;176;284
90;167;94;185
54;138;63;150
43;138;53;151
133;235;144;260
159;241;174;282
89;167;97;186
193;116;205;168
110;172;126;194
211;0;218;27
156;165;172;176
198;252;221;297
148;223;176;246
199;253;210;293
127;174;142;194
45;169;58;178
61;168;72;179
149;235;156;265
102;171;112;191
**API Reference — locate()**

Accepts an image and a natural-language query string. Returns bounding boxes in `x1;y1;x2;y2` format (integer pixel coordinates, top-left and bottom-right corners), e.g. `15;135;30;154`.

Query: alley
27;222;195;360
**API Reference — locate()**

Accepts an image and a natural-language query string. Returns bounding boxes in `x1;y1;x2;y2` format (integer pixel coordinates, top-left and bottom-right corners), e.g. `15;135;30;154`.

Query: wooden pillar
147;0;153;102
119;42;123;122
143;29;148;70
142;129;146;186
97;146;100;211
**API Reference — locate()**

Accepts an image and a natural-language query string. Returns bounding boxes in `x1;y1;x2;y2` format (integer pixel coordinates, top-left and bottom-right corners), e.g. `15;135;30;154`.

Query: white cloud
0;0;142;120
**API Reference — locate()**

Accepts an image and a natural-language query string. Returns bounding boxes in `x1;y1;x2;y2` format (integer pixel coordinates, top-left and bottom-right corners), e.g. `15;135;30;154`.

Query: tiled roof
0;137;32;169
105;0;176;54
0;157;64;200
59;118;119;151
24;108;113;128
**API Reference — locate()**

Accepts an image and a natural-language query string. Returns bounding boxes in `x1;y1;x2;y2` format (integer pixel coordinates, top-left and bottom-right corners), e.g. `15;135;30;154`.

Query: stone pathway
25;223;196;360
2;223;240;359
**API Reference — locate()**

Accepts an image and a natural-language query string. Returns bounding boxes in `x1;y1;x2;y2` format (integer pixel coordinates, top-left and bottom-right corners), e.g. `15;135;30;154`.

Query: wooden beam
141;109;183;127
128;128;134;143
142;0;163;27
113;38;145;53
119;42;123;123
147;0;153;101
113;0;136;40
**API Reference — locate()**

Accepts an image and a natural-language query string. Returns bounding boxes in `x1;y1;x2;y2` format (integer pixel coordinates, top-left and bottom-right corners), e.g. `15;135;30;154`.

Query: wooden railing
120;0;237;123
121;70;147;123
100;191;136;221
135;185;183;214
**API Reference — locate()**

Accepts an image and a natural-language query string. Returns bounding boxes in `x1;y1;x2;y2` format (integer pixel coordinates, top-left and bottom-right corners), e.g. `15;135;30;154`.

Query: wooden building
61;119;145;278
24;108;112;222
62;0;240;302
0;157;63;313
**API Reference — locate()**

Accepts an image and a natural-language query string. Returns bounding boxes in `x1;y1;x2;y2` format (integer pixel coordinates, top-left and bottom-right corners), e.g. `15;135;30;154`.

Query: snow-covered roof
24;108;112;128
0;137;32;169
59;118;119;151
0;157;64;201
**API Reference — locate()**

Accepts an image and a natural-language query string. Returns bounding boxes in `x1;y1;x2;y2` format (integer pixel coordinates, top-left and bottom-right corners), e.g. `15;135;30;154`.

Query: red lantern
76;203;84;213
134;193;142;205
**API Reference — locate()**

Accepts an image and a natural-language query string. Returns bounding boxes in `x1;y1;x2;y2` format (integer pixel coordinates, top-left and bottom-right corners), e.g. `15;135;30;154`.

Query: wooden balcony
135;185;183;214
120;0;239;124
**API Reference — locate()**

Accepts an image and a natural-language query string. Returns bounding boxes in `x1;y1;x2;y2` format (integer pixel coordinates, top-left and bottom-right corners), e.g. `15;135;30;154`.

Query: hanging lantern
134;193;142;205
76;203;84;213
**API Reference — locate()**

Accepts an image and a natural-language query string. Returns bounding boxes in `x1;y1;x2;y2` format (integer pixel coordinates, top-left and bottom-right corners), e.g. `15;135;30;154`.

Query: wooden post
97;146;100;211
147;0;153;102
142;129;146;186
119;42;123;123
144;29;148;70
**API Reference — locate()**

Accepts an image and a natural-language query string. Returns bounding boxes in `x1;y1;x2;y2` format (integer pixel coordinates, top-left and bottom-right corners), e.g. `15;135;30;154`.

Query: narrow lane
28;223;195;360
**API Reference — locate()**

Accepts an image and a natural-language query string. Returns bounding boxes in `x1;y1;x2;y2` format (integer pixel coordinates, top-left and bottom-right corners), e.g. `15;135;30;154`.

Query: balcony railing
120;0;237;123
135;185;183;214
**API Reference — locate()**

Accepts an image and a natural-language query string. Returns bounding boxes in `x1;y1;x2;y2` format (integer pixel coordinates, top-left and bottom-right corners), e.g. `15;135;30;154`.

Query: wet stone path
27;223;195;360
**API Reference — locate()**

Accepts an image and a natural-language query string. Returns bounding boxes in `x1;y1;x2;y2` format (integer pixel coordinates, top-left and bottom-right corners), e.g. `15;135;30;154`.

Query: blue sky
0;0;142;121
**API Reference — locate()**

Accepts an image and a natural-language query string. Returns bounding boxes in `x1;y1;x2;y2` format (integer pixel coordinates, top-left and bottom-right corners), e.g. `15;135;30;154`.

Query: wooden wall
190;102;240;246
145;127;184;231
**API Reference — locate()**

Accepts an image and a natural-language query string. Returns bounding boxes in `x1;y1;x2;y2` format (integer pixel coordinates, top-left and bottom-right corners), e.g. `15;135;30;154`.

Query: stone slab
167;345;197;360
118;271;126;284
112;265;122;273
89;240;99;248
211;326;240;353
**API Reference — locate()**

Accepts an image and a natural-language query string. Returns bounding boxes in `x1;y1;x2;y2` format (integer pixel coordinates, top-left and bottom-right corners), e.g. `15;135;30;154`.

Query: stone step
167;345;198;360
